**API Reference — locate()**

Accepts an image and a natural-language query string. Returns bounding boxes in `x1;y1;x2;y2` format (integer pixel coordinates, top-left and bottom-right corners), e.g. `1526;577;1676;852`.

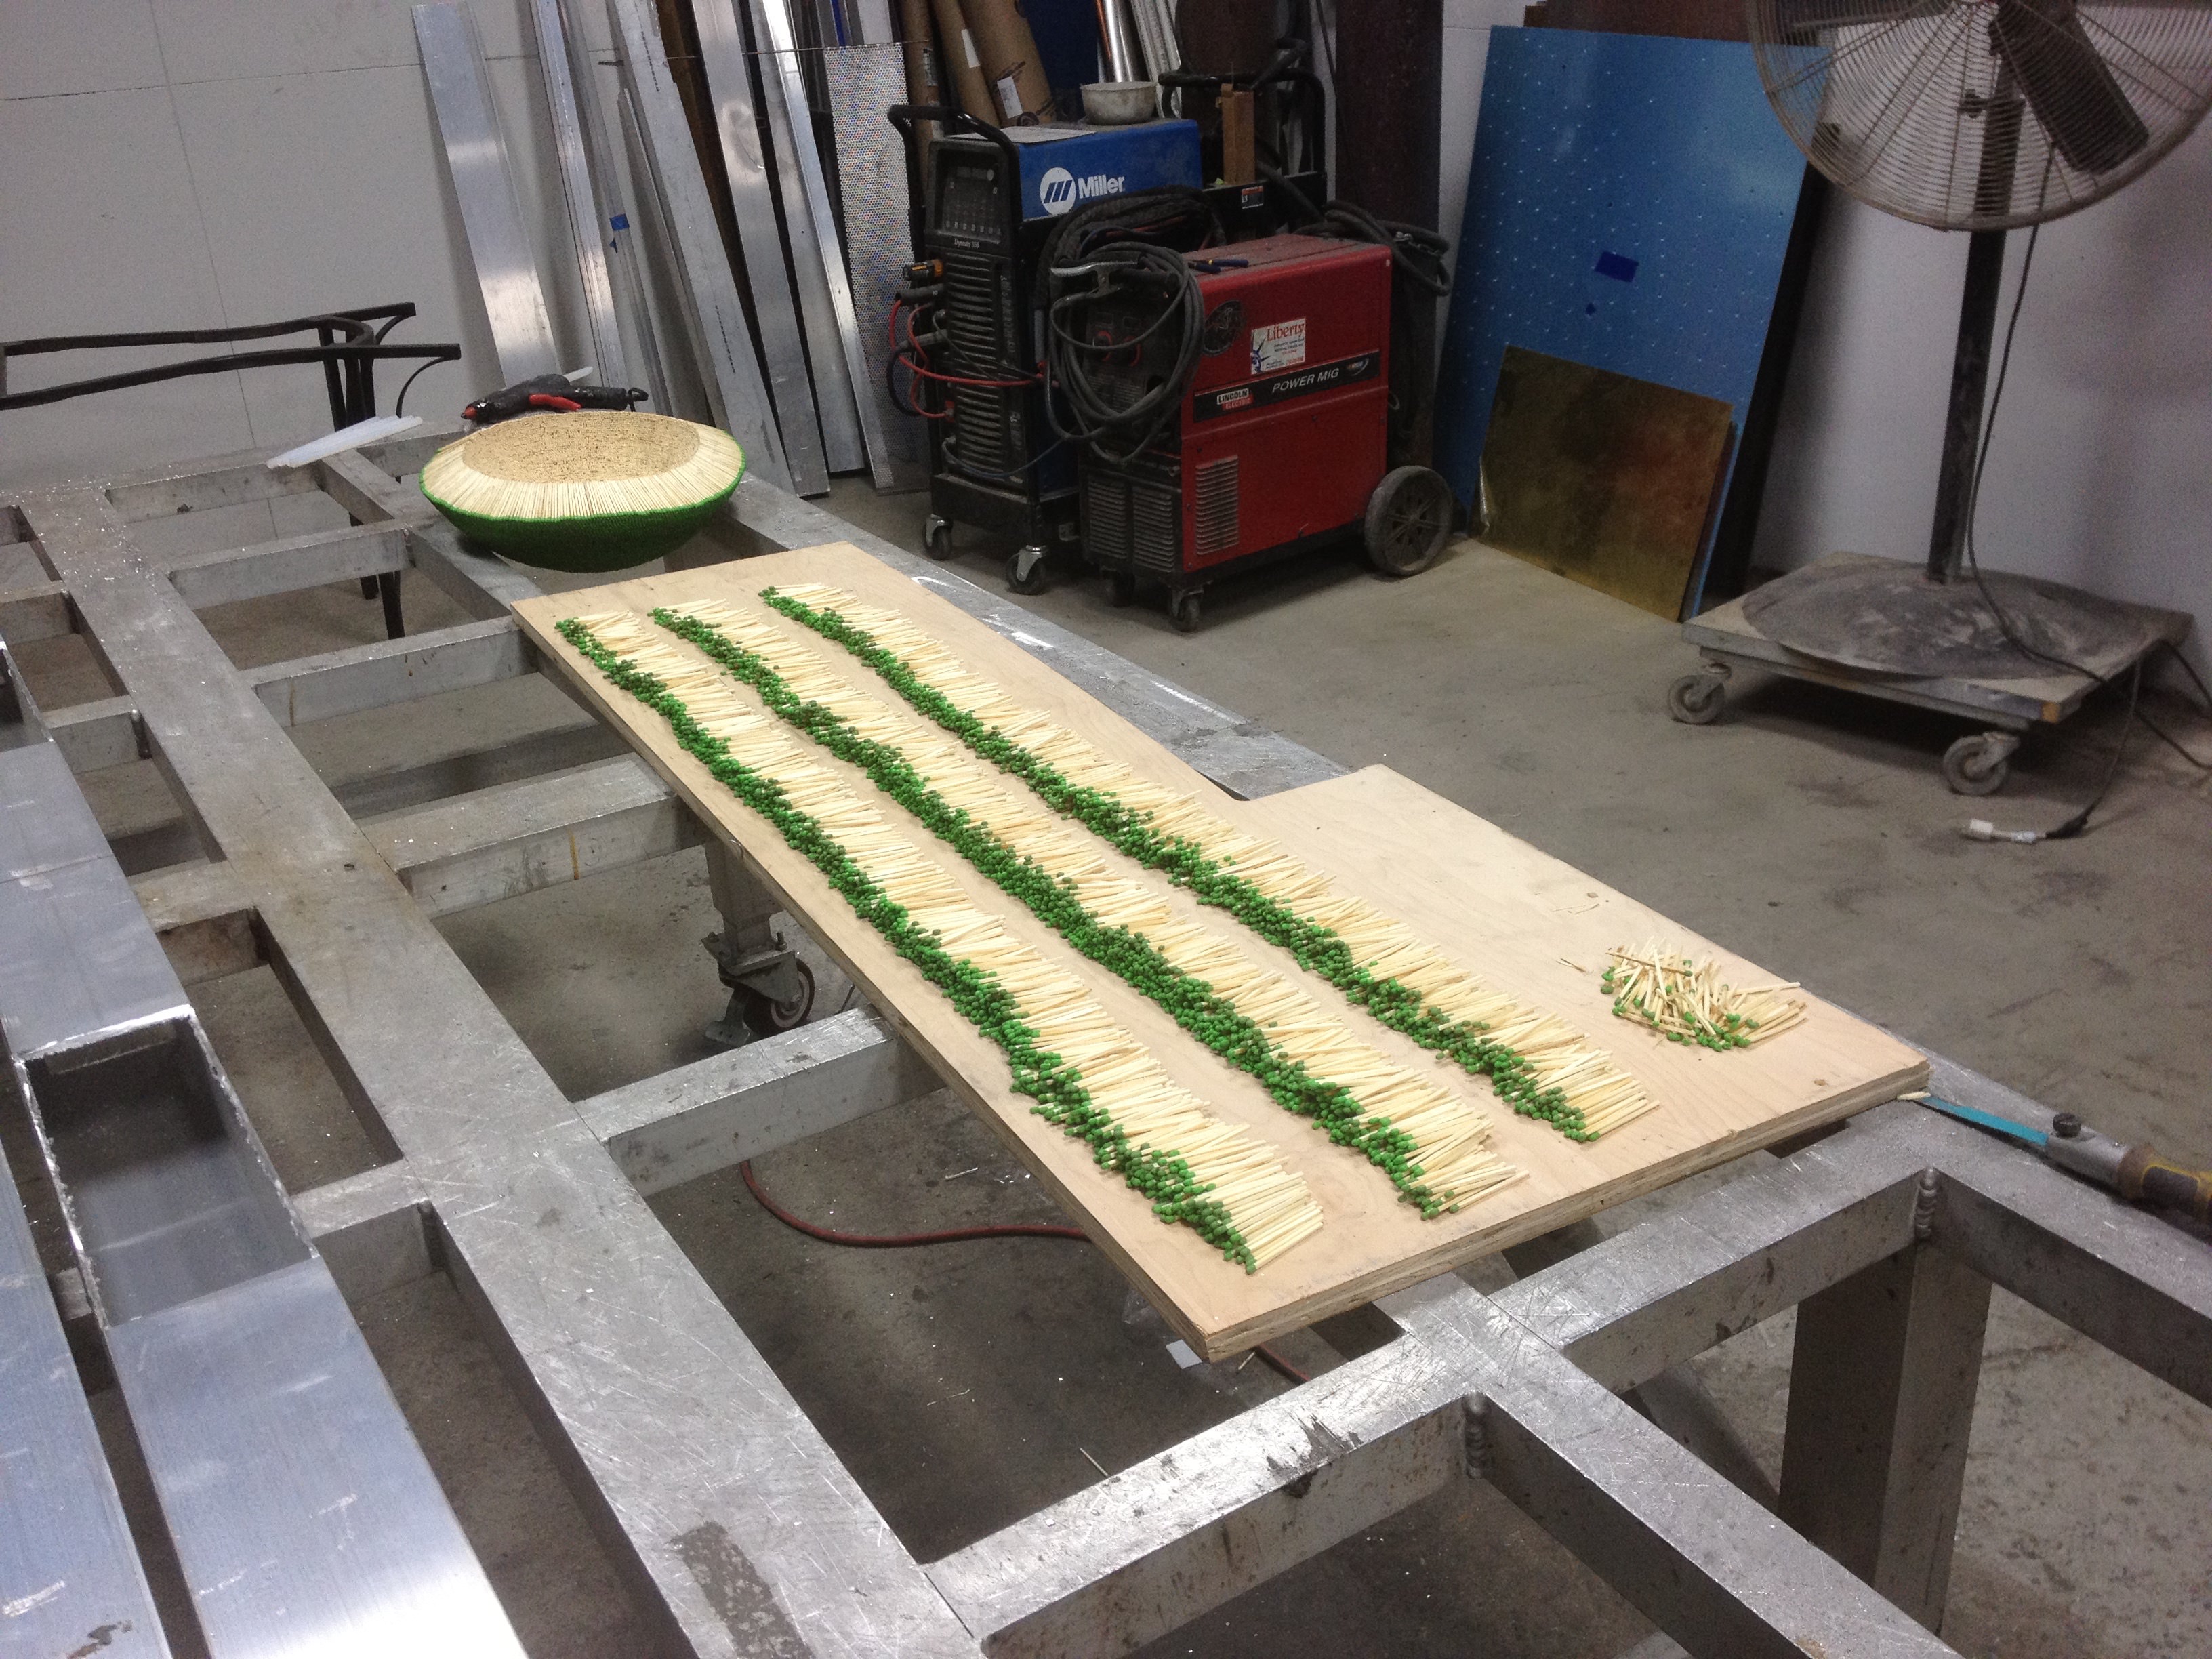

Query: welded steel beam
1780;1239;1989;1629
927;1334;1467;1655
366;752;700;915
0;676;523;1659
47;696;145;773
19;482;975;1658
582;1007;942;1193
130;861;262;985
0;577;70;643
244;617;529;727
167;523;408;610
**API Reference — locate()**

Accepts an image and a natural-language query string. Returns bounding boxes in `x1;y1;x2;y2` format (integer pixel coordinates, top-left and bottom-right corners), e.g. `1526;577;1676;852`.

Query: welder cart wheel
1170;590;1203;634
1942;732;2018;796
1107;570;1138;608
1667;671;1727;726
739;958;816;1038
923;513;954;560
1006;544;1049;595
1364;466;1455;577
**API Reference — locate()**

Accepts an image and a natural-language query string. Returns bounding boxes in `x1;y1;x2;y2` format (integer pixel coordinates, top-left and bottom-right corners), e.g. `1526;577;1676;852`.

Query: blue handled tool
1917;1094;2211;1225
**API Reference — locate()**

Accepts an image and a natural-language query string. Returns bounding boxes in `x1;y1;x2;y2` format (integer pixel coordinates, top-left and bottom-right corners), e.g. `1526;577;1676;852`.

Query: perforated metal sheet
825;43;928;487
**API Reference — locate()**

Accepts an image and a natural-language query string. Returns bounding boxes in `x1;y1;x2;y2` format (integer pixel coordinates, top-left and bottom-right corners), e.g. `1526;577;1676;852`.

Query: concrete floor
9;480;2211;1658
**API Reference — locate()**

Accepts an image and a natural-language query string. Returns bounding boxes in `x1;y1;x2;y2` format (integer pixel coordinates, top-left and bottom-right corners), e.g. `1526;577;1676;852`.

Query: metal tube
1101;0;1136;81
412;3;563;384
693;0;833;491
529;0;629;388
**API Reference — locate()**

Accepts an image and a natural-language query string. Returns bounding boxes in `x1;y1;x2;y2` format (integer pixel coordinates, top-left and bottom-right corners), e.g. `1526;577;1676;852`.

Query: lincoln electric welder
1052;232;1457;631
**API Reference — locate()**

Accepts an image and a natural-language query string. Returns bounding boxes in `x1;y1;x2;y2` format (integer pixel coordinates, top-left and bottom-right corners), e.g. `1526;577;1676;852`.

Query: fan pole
1926;71;2025;584
1925;227;2008;583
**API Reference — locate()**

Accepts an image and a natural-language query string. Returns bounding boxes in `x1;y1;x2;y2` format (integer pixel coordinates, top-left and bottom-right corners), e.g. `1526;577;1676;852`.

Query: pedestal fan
1671;0;2212;800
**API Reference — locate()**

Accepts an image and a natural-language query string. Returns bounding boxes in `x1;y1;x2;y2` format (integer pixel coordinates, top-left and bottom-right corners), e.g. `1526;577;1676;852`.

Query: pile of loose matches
1601;942;1807;1050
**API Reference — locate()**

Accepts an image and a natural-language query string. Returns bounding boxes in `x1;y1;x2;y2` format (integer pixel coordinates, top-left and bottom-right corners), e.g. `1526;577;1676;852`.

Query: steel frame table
3;430;2208;1657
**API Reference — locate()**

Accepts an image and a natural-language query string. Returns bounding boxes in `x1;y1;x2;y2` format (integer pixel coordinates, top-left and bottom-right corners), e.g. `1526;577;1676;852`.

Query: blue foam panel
1435;30;1807;589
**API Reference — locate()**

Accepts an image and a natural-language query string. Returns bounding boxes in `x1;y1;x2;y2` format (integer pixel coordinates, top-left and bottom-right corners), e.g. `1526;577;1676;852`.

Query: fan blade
1993;0;2152;174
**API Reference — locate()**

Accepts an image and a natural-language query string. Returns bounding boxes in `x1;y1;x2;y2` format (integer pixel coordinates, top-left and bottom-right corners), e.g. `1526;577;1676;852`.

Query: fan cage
1746;0;2212;230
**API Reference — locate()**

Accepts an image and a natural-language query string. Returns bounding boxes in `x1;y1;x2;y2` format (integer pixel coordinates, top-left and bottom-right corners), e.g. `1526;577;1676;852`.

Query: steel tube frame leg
1778;1236;1992;1629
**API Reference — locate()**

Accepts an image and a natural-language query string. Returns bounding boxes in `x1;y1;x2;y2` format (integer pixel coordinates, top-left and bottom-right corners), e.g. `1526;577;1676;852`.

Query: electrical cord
1955;214;2212;841
737;1159;1311;1385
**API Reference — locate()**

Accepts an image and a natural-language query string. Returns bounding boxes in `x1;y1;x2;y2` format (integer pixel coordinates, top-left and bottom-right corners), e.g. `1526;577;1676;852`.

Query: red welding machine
1069;234;1455;631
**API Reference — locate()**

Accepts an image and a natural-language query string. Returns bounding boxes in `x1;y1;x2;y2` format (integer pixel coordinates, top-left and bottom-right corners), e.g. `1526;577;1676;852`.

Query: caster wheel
923;514;954;560
737;958;816;1038
1363;465;1456;577
1006;545;1049;595
1667;671;1727;725
1107;571;1138;608
1170;591;1203;634
1942;732;2018;796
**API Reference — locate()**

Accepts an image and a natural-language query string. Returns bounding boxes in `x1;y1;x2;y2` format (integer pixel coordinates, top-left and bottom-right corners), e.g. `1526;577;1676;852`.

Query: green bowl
421;486;743;573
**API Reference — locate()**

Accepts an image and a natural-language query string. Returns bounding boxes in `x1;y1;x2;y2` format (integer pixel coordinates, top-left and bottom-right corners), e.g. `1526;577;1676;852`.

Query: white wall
1754;122;2212;676
0;0;602;491
1439;0;1523;265
1433;19;2211;674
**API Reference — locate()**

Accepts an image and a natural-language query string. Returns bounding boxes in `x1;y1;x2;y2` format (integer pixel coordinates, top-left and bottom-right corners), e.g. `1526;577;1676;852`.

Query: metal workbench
2;431;2207;1657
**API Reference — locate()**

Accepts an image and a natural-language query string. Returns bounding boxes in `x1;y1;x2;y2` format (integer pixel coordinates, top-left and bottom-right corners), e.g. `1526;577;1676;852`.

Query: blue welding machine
885;110;1204;568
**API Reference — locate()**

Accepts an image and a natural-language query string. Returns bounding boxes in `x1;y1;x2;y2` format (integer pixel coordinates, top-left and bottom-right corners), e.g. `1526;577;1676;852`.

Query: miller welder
886;108;1204;586
1052;232;1458;632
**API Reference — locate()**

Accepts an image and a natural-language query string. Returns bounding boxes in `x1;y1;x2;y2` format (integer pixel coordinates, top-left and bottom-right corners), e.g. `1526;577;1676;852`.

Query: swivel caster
1107;570;1138;608
923;513;954;560
1942;731;2020;796
1170;590;1203;634
703;932;817;1047
1006;544;1049;595
1666;669;1728;725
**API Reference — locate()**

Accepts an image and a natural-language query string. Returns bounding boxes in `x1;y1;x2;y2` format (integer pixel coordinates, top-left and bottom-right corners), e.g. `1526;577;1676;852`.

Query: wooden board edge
1197;1056;1929;1359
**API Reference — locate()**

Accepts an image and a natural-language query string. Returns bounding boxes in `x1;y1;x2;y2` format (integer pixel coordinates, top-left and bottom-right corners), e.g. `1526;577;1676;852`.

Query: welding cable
737;1160;1312;1385
1036;185;1220;275
1267;173;1452;299
1044;243;1206;465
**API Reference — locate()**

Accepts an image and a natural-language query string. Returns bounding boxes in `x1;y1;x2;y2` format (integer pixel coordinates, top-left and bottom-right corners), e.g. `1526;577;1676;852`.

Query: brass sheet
1479;346;1734;620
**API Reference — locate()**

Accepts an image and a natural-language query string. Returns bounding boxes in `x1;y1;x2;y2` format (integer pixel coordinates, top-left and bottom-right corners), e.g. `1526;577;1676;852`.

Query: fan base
1684;552;2190;729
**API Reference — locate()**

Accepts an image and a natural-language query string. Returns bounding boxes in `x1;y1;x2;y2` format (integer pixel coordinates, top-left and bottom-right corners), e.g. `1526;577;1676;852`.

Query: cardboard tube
961;0;1052;124
899;0;945;187
930;0;1001;125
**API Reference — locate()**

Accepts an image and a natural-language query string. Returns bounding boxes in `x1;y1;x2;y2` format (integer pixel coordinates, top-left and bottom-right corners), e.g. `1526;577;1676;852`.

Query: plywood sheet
514;545;1925;1357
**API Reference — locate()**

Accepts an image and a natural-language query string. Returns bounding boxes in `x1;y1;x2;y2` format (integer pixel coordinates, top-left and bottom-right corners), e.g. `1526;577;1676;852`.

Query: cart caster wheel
737;958;815;1038
1364;465;1456;577
1667;671;1727;725
1107;571;1137;608
923;514;954;561
1170;590;1203;634
1942;732;2018;796
1006;545;1049;595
